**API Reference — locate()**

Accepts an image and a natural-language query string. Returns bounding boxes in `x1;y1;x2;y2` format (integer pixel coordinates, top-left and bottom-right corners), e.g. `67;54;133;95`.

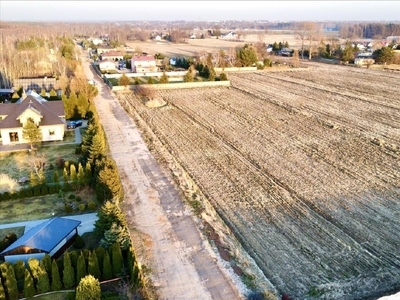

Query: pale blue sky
1;1;399;22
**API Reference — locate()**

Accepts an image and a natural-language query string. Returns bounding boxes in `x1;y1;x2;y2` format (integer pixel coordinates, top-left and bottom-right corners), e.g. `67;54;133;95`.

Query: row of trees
0;243;124;300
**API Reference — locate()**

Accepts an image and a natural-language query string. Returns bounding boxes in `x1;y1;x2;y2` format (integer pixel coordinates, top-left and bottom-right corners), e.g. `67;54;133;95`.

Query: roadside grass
0;227;25;240
0;144;80;182
0;188;98;225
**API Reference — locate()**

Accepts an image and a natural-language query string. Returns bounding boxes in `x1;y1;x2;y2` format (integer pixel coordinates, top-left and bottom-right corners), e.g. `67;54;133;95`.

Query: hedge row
0;243;127;300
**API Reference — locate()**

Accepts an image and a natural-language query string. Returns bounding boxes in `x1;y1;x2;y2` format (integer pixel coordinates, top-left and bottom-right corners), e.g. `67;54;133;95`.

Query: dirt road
79;54;241;299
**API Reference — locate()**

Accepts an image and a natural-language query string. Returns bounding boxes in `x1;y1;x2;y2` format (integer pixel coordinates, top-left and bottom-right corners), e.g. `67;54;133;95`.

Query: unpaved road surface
80;54;241;300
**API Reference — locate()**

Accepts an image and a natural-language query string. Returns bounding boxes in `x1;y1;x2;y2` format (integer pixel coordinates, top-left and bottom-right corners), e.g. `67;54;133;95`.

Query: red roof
132;55;155;61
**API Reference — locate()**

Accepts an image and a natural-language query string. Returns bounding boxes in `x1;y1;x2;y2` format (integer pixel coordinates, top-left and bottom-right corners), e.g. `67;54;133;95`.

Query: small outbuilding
0;217;81;263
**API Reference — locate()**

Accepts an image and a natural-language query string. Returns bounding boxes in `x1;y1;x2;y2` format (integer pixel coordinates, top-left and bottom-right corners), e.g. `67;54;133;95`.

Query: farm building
131;55;157;73
0;217;81;264
0;90;66;145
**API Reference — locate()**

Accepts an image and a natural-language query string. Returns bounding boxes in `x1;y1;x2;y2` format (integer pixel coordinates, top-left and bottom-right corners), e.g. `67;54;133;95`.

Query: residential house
92;38;103;45
221;32;236;40
131;55;157;73
100;50;124;61
0;217;81;263
0;91;65;145
354;52;375;66
98;59;117;71
97;46;117;55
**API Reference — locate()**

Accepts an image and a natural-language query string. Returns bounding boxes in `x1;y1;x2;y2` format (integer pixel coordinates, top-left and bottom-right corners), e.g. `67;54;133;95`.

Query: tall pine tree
63;251;75;289
51;259;62;291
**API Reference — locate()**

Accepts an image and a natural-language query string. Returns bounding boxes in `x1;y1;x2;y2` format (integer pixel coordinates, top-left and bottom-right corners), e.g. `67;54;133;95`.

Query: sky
1;1;400;22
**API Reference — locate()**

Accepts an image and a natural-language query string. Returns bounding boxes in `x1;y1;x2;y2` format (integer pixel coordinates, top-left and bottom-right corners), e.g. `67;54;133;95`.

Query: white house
99;59;116;71
92;38;103;45
131;55;157;73
100;50;124;61
0;91;65;145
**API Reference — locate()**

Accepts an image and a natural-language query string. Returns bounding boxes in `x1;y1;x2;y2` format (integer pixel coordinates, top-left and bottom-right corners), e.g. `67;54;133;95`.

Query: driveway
79;51;241;299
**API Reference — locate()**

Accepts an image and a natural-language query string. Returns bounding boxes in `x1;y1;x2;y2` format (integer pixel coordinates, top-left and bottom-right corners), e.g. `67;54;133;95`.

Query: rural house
0;217;81;263
98;59;117;71
100;50;124;61
96;46;117;55
131;55;157;73
0;91;65;145
354;52;375;66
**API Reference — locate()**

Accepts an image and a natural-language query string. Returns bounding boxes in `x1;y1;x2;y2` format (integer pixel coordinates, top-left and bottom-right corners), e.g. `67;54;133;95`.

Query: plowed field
121;65;400;300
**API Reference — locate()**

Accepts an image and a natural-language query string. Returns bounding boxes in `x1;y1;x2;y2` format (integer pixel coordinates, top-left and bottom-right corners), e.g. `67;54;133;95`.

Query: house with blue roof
0;217;81;263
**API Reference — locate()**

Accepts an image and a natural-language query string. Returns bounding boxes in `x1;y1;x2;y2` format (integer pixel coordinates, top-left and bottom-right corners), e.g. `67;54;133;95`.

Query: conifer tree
70;164;77;187
0;262;18;300
94;201;127;238
51;259;62;291
88;250;101;280
42;254;52;278
23;269;36;298
85;161;92;185
77;93;88;118
95;247;105;276
159;71;169;83
27;258;40;283
36;262;50;294
53;170;60;183
69;251;79;272
22;119;42;150
49;89;58;100
77;163;85;188
75;275;101;300
88;133;106;165
76;252;87;285
111;243;124;278
13;260;25;292
183;71;193;82
95;157;123;202
63;167;69;183
119;73;131;88
0;280;5;300
102;250;113;280
63;251;75;289
40;88;47;99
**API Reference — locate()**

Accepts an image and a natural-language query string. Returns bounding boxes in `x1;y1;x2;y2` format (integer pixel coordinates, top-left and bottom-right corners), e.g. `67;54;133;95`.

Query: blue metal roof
0;217;81;255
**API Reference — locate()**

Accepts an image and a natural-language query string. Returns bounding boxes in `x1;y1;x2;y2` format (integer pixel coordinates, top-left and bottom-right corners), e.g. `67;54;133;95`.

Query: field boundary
111;81;231;91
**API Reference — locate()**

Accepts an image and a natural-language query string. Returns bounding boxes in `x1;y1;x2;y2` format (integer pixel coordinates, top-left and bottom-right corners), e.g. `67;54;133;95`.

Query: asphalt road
79;50;241;299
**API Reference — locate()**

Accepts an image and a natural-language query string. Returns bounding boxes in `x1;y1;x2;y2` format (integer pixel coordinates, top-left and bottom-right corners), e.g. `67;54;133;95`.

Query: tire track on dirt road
80;56;241;300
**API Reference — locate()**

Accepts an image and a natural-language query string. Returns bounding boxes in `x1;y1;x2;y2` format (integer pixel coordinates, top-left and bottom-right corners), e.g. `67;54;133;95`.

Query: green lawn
0;144;80;184
0;189;98;225
0;226;25;240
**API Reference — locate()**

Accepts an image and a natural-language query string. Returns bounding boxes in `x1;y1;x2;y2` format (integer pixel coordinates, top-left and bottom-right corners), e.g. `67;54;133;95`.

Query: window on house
9;132;19;142
49;130;55;135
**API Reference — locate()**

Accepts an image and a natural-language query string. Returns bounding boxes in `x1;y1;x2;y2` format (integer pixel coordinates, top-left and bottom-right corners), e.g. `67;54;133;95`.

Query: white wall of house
0;124;64;145
0;127;23;145
99;61;116;70
18;109;42;126
41;124;65;142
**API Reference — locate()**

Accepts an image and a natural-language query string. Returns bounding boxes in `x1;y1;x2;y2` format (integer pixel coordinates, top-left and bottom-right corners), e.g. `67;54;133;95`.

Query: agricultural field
120;64;400;299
